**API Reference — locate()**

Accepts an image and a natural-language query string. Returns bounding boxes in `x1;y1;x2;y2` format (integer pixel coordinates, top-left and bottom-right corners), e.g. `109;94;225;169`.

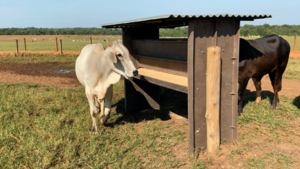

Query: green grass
243;36;300;51
0;36;122;51
0;55;300;168
0;82;188;168
283;58;300;80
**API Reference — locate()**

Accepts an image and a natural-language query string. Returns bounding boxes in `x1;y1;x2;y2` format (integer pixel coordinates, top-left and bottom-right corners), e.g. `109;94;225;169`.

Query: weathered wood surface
206;46;221;154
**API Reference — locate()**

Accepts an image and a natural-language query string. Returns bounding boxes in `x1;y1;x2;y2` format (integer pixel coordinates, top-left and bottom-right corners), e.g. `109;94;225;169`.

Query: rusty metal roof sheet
101;14;272;28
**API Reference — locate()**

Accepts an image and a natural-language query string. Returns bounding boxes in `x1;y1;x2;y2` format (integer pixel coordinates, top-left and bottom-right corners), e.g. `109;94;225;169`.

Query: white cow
75;40;138;132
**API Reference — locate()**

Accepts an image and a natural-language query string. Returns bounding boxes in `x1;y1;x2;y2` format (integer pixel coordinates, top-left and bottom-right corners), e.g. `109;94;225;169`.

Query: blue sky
0;0;299;28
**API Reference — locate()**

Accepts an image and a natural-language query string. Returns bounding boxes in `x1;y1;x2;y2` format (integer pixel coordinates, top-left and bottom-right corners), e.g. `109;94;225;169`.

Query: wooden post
59;39;62;55
55;37;58;51
23;38;26;51
15;39;19;53
294;34;297;52
90;37;92;44
248;34;250;40
206;46;221;154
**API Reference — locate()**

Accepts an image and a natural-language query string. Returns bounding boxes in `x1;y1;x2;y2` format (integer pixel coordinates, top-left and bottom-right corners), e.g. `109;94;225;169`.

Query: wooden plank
55;37;58;51
23;38;26;51
15;39;18;53
132;40;187;61
138;68;187;87
216;20;239;142
194;21;217;150
134;74;187;93
138;55;187;77
188;21;196;154
188;20;217;154
206;46;221;154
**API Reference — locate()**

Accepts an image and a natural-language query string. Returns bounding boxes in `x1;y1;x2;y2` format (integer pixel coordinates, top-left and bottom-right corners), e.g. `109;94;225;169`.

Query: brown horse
238;34;290;115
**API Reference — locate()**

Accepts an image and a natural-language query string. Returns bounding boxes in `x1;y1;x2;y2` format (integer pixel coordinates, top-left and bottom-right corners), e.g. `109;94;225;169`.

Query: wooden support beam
294;34;297;52
55;37;58;51
59;39;62;55
206;46;221;154
15;39;19;53
23;38;26;51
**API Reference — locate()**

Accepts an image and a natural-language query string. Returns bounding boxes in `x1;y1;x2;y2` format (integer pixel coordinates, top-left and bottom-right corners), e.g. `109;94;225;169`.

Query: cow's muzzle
133;70;138;76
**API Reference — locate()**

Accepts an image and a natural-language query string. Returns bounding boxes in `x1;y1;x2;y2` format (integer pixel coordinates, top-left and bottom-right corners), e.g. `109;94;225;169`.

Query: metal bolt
197;88;199;91
222;49;225;52
202;51;204;54
226;84;228;86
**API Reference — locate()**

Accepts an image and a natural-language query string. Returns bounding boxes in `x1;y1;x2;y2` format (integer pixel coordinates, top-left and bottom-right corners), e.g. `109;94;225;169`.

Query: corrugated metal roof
101;14;272;28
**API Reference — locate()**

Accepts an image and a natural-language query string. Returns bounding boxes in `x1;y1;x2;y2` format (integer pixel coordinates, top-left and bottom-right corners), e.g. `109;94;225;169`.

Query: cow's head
106;39;138;79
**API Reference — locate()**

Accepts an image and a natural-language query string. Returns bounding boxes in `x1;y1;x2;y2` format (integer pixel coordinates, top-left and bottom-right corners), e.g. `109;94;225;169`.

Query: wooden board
216;20;239;141
138;68;187;87
188;20;218;154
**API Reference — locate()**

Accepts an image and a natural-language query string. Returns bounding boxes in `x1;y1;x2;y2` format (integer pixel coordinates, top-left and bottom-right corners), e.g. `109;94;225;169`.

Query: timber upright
101;14;272;155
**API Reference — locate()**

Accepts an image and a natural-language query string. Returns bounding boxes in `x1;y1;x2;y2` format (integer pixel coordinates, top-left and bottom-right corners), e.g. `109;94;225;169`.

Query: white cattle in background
75;40;138;132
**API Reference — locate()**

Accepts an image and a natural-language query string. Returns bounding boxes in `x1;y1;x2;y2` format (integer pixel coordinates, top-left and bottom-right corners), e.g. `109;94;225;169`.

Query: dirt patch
0;51;80;56
0;62;81;88
246;76;300;98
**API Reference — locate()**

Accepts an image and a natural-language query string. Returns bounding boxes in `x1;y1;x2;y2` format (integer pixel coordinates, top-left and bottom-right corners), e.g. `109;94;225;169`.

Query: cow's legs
100;85;113;124
252;76;263;103
238;77;250;115
85;89;98;132
269;72;281;110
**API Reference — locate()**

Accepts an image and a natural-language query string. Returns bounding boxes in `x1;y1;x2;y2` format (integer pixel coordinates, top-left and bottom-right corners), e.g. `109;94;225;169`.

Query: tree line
1;24;300;36
0;27;122;35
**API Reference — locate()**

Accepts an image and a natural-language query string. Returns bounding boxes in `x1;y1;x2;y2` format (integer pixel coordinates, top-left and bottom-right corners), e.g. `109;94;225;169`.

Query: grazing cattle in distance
238;34;290;115
75;40;138;132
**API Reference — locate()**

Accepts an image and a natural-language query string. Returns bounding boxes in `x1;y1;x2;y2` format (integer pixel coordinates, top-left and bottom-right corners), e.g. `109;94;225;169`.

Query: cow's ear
106;39;113;47
110;54;117;63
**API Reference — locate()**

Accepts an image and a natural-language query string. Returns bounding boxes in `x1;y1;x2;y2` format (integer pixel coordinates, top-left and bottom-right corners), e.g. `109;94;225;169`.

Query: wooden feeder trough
101;14;271;154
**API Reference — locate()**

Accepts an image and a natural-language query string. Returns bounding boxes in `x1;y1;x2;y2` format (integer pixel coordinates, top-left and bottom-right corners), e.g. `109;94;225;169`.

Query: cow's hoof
255;97;261;104
92;127;98;133
100;116;108;125
270;106;276;110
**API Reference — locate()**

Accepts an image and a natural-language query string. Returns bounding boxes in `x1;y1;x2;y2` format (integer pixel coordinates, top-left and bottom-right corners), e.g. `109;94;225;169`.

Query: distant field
0;35;122;52
242;36;299;51
1;35;299;52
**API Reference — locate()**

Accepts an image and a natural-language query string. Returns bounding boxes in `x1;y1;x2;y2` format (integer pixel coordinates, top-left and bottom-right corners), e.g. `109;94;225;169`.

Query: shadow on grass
110;87;187;126
292;96;300;109
239;90;274;114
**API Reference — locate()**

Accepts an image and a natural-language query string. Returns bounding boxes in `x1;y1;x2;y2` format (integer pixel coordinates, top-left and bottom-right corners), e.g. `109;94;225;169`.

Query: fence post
206;46;221;154
90;37;92;44
60;39;63;55
55;37;58;51
24;38;26;51
248;34;250;40
16;39;19;53
294;34;297;52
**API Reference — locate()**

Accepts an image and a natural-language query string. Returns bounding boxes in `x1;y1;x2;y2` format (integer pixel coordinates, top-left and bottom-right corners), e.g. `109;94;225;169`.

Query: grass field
245;35;300;51
0;35;299;52
0;35;122;52
0;56;300;168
